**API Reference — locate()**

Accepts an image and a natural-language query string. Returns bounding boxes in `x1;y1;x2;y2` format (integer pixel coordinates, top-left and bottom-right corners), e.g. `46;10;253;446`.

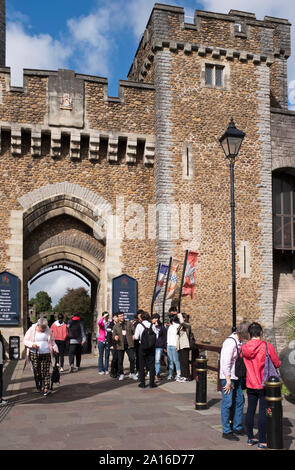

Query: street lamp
219;118;245;331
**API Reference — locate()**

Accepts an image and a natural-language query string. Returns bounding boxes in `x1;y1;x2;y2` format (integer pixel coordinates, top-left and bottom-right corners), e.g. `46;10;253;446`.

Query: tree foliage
30;290;52;314
54;287;92;330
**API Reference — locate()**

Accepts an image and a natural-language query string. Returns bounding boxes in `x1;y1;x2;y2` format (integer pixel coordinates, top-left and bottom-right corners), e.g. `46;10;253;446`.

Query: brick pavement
0;354;294;451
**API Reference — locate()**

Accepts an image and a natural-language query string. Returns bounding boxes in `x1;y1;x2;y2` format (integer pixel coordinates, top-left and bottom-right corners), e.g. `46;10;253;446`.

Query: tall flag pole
151;263;161;315
162;257;172;323
178;250;189;313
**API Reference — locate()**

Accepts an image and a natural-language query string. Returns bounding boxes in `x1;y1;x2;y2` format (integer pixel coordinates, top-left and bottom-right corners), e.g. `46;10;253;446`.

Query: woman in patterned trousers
24;317;59;396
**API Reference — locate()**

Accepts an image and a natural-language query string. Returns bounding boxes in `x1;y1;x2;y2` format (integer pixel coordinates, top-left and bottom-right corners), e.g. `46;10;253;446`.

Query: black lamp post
219;118;245;332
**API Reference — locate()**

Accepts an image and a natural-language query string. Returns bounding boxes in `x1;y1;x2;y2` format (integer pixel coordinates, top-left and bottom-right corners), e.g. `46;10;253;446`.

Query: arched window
273;171;295;250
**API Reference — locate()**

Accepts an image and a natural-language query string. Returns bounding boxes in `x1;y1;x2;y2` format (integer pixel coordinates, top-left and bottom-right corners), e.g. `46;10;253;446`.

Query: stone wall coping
271;107;295;117
0;67;155;99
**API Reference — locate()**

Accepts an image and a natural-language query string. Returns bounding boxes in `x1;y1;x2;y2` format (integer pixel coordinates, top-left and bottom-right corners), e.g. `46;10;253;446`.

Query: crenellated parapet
0;68;155;164
129;3;291;109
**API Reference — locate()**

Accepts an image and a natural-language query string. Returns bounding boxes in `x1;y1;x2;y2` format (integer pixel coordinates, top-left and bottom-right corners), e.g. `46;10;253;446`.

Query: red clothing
241;339;281;390
50;321;68;341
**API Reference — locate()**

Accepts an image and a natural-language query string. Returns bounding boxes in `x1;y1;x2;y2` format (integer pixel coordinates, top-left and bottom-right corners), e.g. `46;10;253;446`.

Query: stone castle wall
0;2;293;350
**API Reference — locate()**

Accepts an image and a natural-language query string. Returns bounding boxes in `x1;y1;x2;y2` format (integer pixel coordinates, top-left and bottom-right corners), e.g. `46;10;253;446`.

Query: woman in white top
24;317;59;396
166;314;181;381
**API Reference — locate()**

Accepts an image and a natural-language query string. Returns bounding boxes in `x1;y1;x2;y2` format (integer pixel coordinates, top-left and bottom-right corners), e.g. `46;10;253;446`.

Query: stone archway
5;182;123;354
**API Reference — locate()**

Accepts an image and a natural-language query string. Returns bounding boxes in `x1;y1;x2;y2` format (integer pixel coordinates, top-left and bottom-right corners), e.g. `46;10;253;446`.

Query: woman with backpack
67;315;86;373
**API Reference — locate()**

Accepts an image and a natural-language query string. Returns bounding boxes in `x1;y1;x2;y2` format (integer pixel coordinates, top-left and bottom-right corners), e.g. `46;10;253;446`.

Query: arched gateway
0;2;294;356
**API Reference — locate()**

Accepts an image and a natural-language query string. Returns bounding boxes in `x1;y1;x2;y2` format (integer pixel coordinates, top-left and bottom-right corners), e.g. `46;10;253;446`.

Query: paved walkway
1;354;295;451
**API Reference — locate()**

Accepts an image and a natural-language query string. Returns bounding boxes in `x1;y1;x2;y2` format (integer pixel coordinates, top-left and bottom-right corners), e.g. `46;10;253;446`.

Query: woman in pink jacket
24;317;59;396
242;322;281;449
97;312;110;374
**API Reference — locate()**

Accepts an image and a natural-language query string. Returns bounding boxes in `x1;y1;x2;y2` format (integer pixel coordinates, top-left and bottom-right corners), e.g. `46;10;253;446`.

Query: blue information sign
112;274;137;321
0;271;20;325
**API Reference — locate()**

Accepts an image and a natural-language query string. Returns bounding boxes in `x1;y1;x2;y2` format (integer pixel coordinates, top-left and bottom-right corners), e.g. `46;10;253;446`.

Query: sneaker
0;399;8;405
43;390;50;397
69;365;74;373
175;375;182;382
180;377;188;382
98;371;105;375
150;383;157;388
138;383;146;388
59;368;64;372
129;373;138;381
118;374;125;381
167;375;173;380
105;371;109;375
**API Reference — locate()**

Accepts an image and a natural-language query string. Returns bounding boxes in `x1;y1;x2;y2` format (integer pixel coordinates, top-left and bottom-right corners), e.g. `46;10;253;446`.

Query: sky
6;0;294;306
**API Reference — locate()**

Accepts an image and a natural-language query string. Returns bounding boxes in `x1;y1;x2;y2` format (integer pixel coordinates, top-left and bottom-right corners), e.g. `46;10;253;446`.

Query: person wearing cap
67;314;87;373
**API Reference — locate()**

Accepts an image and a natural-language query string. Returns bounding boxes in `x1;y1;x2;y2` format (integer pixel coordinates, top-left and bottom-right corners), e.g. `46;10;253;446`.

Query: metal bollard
195;354;207;410
265;376;284;449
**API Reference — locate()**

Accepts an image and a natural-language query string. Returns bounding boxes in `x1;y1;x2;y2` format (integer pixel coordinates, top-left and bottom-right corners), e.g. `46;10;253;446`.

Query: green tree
54;287;92;330
30;290;52;314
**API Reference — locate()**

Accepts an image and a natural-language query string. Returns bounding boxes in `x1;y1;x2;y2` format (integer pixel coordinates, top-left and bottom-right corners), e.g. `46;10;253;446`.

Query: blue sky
6;0;295;99
7;0;293;306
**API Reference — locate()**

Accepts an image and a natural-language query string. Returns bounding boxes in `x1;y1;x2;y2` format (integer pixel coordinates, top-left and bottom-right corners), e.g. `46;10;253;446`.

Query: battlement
0;68;155;165
128;3;291;81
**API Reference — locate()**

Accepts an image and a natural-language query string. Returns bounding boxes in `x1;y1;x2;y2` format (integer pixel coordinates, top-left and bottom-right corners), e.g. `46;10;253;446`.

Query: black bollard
195;354;207;410
265;376;284;449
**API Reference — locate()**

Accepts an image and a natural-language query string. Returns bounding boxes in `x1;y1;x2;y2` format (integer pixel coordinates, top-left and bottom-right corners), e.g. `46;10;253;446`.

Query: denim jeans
155;347;163;376
221;379;245;434
167;345;181;377
98;341;110;372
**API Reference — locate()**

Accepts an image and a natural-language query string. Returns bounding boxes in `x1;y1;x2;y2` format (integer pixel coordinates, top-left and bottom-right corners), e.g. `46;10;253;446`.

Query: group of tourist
219;320;281;449
96;307;197;389
0;309;282;451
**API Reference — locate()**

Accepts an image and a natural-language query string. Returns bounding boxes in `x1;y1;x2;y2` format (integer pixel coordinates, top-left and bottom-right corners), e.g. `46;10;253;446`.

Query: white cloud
29;271;90;308
6;21;72;86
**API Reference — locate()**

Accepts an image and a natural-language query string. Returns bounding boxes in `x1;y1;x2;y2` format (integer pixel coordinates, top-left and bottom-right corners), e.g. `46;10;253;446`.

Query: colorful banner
166;259;180;300
182;251;199;299
153;263;169;301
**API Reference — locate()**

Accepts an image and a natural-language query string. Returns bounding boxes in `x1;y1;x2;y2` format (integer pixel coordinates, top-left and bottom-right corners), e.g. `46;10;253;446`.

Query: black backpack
227;337;247;387
68;321;81;340
141;323;156;351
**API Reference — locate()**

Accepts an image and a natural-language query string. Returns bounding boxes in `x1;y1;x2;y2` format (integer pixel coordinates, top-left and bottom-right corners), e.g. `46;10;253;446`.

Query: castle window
205;64;224;88
182;143;193;180
273;172;295;250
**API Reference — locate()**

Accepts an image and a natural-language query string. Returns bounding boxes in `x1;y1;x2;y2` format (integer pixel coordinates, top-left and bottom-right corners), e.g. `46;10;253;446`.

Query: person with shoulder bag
176;313;191;382
219;321;250;441
241;322;281;449
67;315;86;373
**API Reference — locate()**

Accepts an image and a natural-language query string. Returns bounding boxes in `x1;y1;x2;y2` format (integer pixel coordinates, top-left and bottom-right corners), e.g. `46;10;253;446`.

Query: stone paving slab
0;355;294;452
